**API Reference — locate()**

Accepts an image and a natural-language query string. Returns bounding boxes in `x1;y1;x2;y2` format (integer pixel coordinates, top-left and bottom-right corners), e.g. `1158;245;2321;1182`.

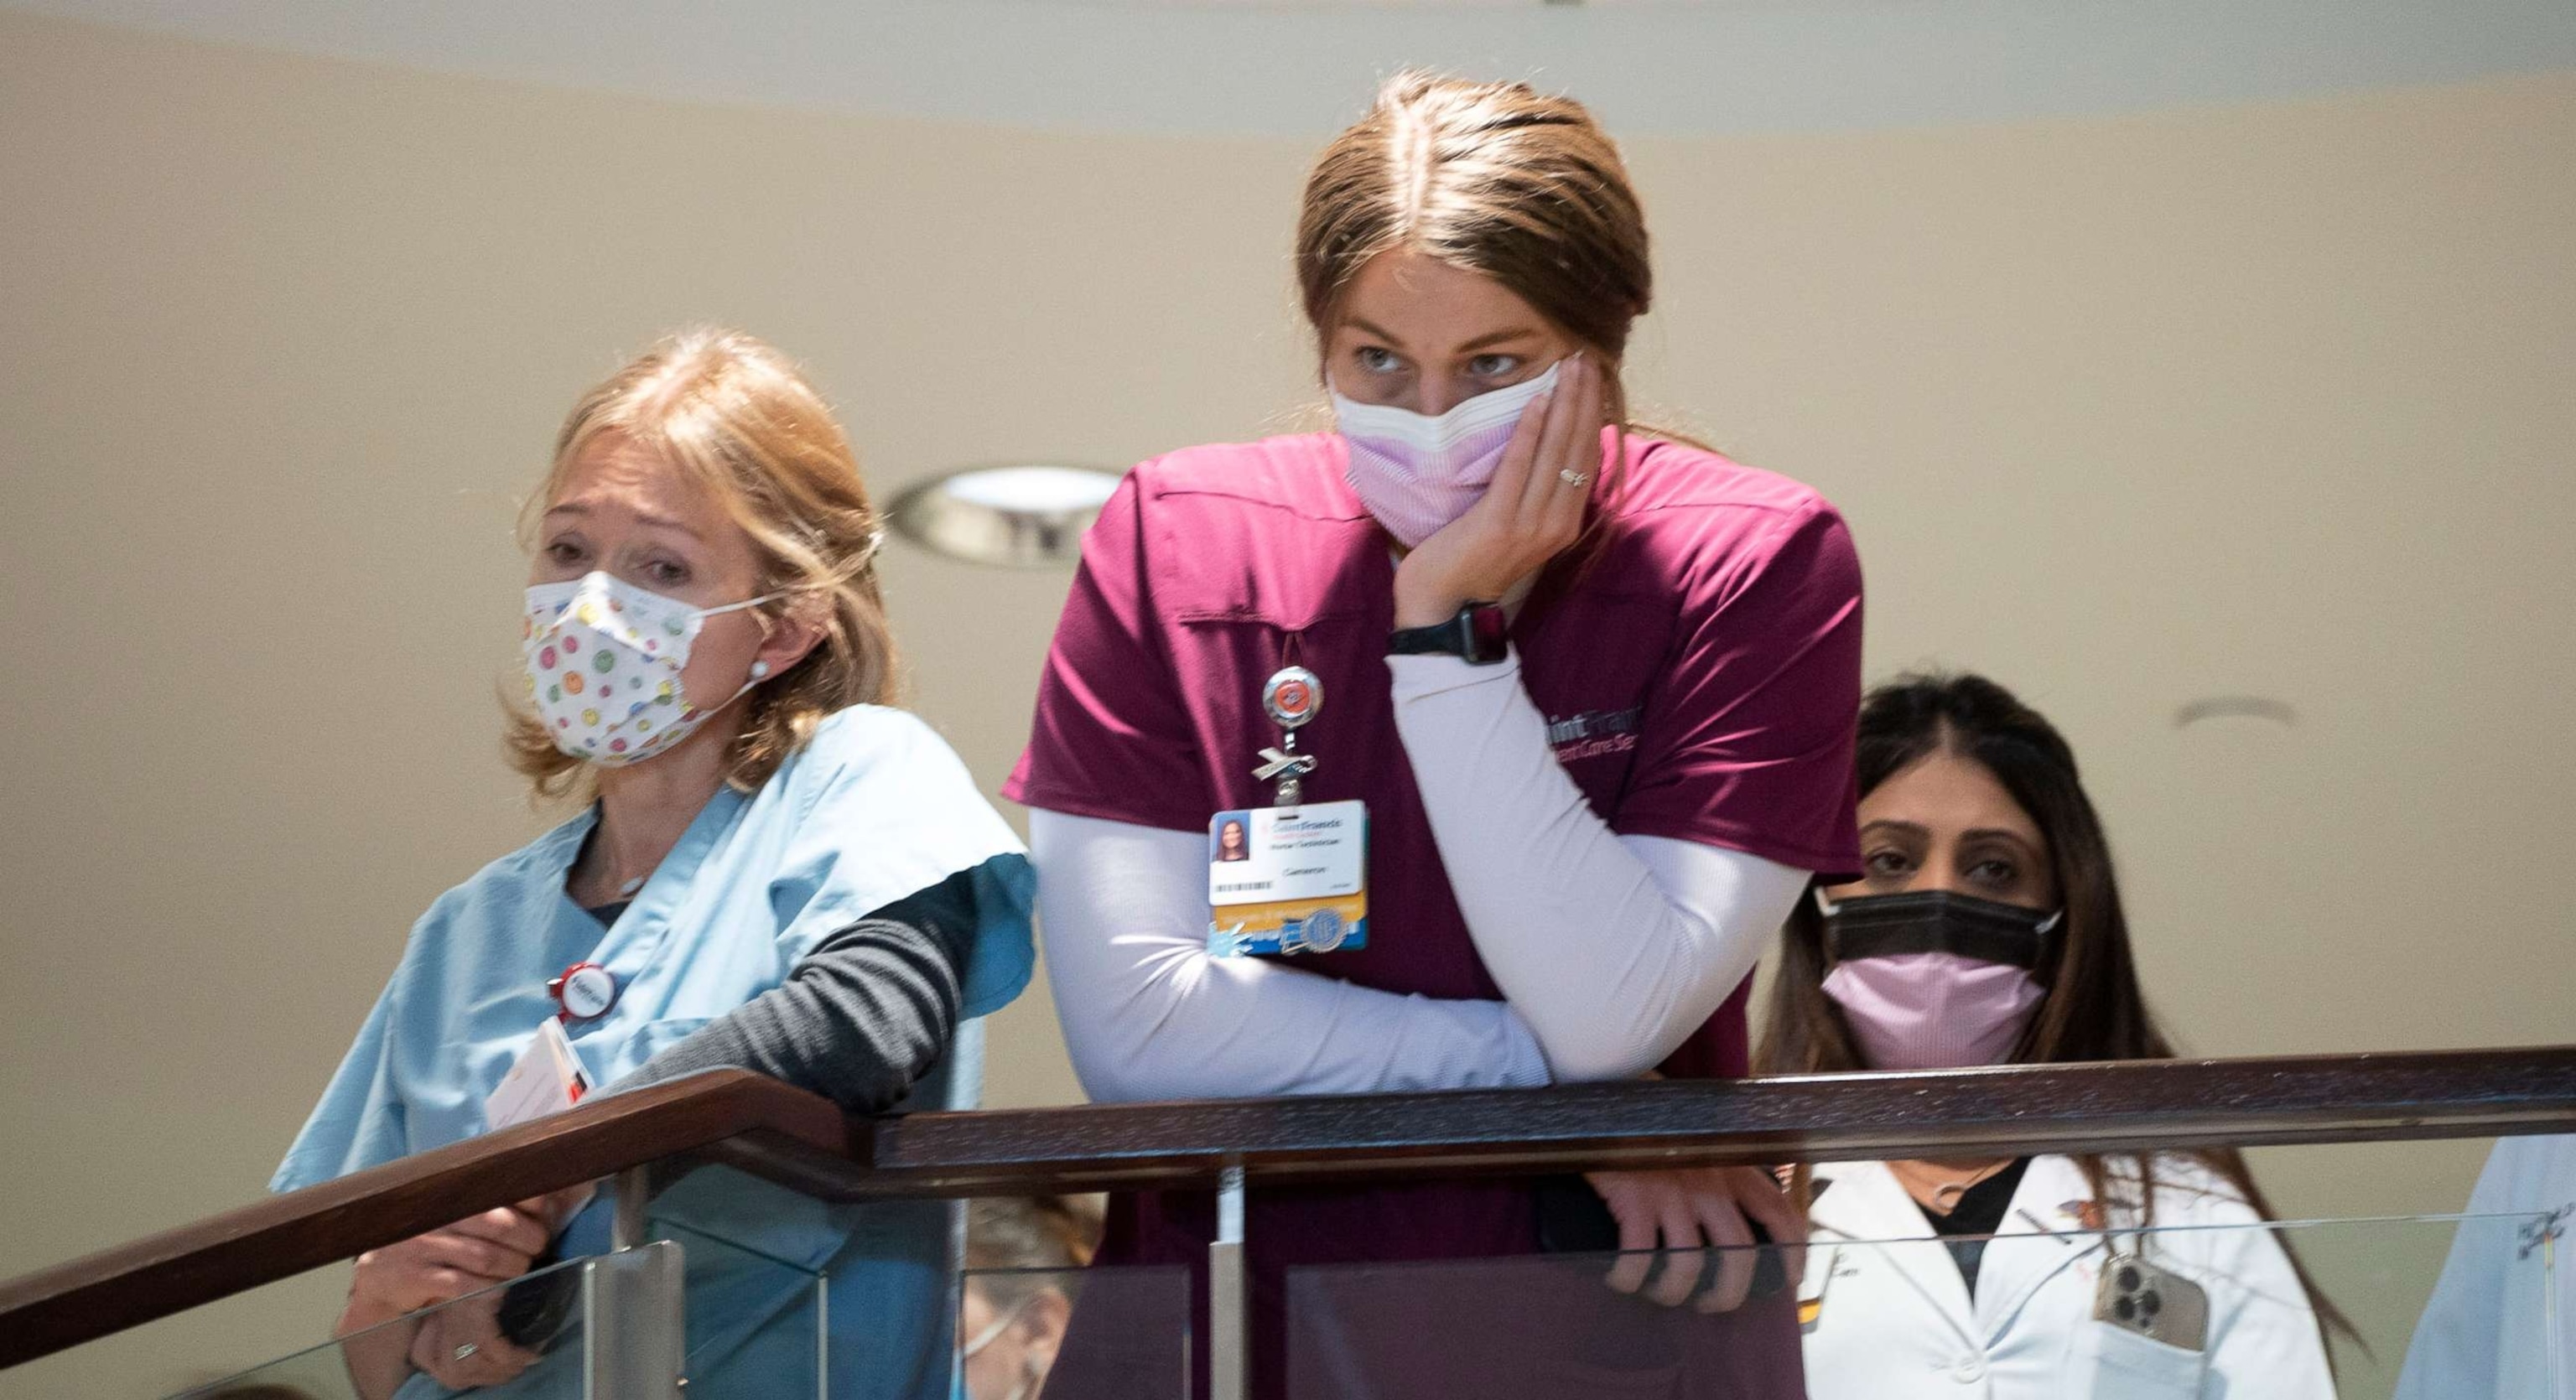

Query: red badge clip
548;962;618;1023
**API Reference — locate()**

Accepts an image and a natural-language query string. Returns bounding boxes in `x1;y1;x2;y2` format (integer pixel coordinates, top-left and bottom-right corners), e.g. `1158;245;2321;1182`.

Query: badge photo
1206;801;1368;958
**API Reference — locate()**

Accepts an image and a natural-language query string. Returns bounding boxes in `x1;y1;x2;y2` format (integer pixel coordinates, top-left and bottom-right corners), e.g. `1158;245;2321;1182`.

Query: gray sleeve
619;874;976;1112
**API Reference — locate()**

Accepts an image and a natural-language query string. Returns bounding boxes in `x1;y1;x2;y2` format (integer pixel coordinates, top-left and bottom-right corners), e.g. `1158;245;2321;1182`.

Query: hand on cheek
1391;355;1606;630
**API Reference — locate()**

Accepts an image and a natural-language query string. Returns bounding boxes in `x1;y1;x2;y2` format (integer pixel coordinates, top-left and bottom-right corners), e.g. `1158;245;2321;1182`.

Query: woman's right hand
335;1200;560;1397
342;1203;554;1325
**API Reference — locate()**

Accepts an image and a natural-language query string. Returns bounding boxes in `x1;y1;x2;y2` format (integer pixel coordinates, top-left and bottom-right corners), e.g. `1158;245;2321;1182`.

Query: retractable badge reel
548;962;618;1023
1208;663;1368;958
1255;666;1322;806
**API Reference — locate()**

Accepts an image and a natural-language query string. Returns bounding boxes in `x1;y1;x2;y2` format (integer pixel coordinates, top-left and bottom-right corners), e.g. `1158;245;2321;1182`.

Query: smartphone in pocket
2093;1252;2210;1351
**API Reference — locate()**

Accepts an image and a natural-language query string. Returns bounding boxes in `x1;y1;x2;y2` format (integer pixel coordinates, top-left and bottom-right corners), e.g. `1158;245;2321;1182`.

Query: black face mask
1815;889;2064;970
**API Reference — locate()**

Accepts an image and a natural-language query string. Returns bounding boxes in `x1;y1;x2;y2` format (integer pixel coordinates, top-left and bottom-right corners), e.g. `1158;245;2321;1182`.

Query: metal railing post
612;1165;651;1252
1210;1164;1248;1400
580;1238;685;1398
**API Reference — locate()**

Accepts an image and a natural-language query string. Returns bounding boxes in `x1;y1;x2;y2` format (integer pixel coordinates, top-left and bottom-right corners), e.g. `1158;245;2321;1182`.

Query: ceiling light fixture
2172;696;2298;729
887;464;1124;568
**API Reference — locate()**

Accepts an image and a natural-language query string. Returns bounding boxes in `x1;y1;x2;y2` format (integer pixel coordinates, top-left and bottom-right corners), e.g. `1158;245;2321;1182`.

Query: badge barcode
1214;880;1274;894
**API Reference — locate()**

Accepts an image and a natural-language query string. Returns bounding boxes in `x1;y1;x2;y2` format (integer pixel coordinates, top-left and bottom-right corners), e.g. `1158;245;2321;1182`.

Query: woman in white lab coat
2396;1133;2575;1399
1755;672;2345;1398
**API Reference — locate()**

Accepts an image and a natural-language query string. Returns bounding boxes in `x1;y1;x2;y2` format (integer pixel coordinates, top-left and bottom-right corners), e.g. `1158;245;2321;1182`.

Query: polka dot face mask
521;571;775;766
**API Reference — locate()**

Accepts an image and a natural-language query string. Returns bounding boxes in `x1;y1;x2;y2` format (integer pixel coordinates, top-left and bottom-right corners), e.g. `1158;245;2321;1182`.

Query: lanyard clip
1254;745;1319;806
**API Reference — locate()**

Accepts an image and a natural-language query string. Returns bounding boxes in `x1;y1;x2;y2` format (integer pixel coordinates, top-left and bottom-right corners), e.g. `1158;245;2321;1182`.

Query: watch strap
1389;602;1509;665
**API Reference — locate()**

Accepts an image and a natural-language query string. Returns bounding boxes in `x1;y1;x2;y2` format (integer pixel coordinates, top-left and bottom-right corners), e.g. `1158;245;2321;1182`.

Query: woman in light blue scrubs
272;329;1036;1399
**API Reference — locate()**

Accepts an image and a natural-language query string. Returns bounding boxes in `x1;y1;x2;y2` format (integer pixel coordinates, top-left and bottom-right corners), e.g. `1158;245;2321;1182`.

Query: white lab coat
2394;1133;2574;1400
1797;1155;2335;1399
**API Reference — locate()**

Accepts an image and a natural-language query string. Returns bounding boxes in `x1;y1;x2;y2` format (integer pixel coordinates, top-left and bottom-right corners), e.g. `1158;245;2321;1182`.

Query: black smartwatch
1389;601;1509;665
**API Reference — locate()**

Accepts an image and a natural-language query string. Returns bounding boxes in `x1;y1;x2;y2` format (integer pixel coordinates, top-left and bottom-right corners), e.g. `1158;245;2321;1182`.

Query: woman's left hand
1584;1165;1808;1311
1390;354;1607;629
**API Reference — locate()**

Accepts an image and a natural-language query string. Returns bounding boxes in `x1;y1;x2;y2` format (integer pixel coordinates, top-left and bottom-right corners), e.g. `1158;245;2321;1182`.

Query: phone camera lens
2114;1298;2137;1321
2116;1266;2141;1290
2142;1289;2163;1315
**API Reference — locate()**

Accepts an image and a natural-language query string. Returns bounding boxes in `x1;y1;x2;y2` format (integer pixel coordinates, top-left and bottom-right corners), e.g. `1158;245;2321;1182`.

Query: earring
750;661;771;680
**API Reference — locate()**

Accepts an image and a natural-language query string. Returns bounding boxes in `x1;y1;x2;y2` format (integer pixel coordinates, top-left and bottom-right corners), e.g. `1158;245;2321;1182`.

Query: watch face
1464;604;1509;662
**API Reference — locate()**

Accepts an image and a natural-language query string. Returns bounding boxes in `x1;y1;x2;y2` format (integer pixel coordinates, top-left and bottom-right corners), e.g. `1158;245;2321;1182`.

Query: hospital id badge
1207;800;1367;957
484;1017;595;1132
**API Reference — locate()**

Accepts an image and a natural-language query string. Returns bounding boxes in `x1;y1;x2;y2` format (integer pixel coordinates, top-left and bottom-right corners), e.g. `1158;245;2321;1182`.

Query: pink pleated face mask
1331;362;1561;548
1815;889;2062;1071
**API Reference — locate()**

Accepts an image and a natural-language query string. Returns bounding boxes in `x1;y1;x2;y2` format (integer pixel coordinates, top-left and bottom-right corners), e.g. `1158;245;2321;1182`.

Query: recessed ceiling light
2172;696;2298;729
887;464;1124;568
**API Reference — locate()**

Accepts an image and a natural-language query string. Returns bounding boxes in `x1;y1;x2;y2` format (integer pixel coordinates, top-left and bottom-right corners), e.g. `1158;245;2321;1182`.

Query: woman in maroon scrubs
1008;73;1864;1397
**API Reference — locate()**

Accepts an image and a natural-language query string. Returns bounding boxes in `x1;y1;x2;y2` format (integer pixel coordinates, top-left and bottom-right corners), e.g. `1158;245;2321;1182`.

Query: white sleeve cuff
1387;649;1521;701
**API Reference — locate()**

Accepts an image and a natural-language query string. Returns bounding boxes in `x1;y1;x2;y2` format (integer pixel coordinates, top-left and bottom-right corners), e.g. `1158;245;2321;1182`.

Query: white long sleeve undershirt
1387;651;1810;1081
1031;809;1554;1102
1031;644;1809;1100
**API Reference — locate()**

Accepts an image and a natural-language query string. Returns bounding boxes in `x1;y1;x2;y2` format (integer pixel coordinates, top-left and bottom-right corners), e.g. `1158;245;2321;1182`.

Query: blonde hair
506;329;897;798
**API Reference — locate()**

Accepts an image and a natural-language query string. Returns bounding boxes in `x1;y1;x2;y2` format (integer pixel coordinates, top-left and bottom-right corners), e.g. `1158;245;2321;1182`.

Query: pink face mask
1815;889;2062;1071
1330;363;1561;547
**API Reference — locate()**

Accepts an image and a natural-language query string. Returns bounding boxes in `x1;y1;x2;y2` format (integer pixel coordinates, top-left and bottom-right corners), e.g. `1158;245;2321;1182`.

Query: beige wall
1;11;2568;1394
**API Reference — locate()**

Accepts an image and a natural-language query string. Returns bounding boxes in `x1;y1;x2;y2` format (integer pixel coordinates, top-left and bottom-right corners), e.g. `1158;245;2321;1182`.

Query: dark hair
1756;671;2159;1074
1754;671;2355;1343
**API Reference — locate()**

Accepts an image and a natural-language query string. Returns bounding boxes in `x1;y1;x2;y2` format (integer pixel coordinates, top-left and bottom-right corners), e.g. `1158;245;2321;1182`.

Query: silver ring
1559;469;1592;487
454;1343;479;1361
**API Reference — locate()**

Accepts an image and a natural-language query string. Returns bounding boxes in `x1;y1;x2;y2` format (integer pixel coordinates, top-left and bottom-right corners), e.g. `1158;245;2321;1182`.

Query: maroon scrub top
1007;429;1862;1397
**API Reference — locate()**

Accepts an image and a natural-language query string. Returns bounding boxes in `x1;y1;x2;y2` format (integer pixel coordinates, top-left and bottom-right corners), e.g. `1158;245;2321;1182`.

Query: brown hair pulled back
1296;72;1652;411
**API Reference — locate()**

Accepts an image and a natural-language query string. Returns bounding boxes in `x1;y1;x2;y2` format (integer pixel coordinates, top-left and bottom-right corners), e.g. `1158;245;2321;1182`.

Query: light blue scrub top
274;706;1036;1400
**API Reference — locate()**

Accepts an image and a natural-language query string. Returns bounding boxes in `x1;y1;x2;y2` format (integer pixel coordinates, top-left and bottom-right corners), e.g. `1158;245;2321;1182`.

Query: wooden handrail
0;1072;846;1370
793;1043;2576;1198
3;1045;2571;1369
